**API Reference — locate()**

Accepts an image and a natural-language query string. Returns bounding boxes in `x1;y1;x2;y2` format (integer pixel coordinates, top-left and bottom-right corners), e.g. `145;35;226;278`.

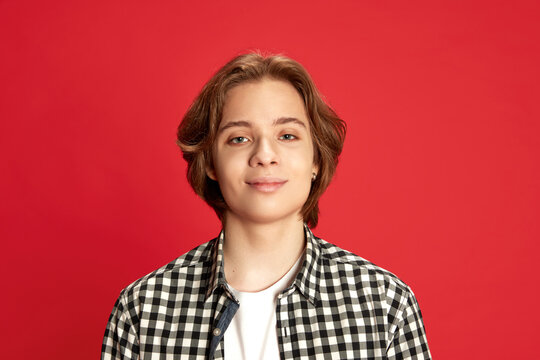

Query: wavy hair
177;52;346;227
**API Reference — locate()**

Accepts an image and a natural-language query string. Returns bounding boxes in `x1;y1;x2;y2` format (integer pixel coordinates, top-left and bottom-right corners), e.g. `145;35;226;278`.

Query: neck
222;214;306;292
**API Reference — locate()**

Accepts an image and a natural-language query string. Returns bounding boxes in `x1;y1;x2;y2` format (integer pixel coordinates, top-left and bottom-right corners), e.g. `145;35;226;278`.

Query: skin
207;78;318;292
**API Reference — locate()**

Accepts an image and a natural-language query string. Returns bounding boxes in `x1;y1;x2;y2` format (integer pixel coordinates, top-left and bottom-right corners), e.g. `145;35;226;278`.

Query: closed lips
246;177;287;185
246;178;288;192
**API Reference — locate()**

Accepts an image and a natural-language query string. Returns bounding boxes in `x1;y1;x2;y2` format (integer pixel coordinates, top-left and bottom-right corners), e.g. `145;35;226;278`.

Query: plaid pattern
102;226;431;359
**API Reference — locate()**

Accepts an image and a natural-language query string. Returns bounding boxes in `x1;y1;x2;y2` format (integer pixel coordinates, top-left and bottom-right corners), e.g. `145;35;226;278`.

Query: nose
249;137;279;168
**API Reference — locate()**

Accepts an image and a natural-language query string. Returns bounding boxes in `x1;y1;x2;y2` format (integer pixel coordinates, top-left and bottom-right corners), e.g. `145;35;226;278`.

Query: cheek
212;146;230;176
214;152;245;187
292;147;316;174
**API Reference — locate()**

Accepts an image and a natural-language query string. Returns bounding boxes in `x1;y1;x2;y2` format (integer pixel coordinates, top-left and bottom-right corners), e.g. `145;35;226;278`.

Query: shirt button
213;328;221;336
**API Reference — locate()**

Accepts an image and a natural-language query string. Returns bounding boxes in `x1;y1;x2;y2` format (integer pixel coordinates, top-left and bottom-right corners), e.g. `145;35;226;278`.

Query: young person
101;53;431;359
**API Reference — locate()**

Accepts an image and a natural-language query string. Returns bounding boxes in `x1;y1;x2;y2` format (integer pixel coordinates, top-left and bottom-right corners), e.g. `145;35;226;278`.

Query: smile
246;178;288;193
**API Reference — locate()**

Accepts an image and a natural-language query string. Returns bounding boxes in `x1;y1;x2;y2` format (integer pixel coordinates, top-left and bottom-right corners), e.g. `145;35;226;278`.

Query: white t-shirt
224;255;303;360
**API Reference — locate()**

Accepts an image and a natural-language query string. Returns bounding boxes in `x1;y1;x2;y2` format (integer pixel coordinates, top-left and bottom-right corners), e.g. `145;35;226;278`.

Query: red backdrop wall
1;1;539;359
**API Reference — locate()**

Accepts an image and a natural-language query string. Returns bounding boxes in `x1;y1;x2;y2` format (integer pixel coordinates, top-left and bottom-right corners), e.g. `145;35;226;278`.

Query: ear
312;163;319;178
206;165;217;181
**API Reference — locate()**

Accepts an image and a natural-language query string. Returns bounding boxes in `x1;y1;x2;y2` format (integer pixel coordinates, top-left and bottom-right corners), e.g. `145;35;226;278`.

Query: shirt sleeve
386;290;432;359
101;292;140;360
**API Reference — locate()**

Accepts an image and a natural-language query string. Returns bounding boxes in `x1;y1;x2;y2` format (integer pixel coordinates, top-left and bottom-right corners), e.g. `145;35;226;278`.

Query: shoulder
118;239;216;302
315;235;414;303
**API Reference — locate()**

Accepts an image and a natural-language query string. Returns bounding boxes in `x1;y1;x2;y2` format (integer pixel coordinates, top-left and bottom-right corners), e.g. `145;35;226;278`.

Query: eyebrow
274;117;307;128
218;117;306;133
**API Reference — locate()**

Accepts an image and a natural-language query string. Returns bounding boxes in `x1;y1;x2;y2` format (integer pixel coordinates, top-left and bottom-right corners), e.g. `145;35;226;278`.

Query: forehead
219;78;308;127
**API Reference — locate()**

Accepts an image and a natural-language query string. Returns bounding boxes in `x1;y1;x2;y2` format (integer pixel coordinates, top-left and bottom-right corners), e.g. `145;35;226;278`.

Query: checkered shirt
102;226;431;359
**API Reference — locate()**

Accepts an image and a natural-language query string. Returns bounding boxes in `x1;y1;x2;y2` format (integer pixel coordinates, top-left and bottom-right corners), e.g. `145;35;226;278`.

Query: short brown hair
176;52;346;227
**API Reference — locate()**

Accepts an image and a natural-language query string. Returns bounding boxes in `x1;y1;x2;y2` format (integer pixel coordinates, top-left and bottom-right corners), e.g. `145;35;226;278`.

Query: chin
229;204;305;225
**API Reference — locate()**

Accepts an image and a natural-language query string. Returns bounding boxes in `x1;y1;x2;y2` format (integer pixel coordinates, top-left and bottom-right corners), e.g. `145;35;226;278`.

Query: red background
1;1;539;359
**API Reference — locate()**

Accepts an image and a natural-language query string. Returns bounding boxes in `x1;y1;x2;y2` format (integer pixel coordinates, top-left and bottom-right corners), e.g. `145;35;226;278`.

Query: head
177;52;346;227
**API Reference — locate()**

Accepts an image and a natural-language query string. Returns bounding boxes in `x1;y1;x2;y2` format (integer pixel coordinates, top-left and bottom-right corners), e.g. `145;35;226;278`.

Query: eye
279;134;297;141
229;136;249;144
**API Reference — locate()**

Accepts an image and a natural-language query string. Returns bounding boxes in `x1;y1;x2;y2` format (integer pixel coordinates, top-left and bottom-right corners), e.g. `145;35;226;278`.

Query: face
208;78;318;225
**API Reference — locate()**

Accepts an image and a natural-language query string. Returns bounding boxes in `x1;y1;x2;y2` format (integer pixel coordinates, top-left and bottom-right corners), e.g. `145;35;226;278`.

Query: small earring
312;172;317;181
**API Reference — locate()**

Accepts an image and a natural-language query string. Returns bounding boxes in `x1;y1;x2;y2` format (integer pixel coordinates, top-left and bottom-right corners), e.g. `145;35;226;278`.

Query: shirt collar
205;230;229;302
293;224;321;306
205;224;321;306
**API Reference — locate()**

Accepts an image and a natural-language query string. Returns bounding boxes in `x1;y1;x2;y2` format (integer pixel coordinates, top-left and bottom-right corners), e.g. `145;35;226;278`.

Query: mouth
246;177;288;193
